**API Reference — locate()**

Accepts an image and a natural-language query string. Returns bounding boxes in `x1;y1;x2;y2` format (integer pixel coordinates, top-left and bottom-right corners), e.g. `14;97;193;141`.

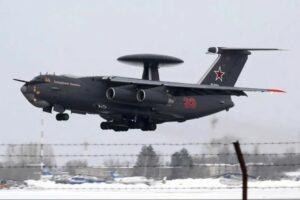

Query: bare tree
2;144;56;180
133;145;160;178
65;160;88;175
4;143;56;167
170;148;193;179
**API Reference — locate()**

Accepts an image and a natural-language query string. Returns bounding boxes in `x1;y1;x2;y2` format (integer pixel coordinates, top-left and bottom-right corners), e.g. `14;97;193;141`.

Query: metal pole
40;119;44;179
233;141;248;200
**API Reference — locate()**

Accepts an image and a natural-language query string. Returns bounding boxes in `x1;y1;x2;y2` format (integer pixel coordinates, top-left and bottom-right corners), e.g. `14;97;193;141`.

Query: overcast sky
1;0;300;153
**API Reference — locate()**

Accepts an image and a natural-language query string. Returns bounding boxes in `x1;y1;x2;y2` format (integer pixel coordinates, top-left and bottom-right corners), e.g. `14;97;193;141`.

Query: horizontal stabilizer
265;89;286;93
207;47;282;54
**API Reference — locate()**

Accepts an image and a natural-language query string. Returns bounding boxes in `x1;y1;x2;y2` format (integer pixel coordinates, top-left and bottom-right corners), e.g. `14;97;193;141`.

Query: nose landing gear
56;113;69;121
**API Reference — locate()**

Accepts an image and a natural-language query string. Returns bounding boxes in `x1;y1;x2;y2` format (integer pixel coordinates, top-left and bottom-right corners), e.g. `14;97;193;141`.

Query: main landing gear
100;122;129;132
141;123;157;131
56;113;69;121
100;121;157;132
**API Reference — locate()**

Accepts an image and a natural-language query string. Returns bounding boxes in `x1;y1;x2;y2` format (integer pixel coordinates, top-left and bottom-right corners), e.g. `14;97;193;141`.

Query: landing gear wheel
141;123;157;131
56;114;62;121
56;113;69;121
62;113;69;121
113;127;129;132
148;123;157;131
100;122;109;130
100;122;129;131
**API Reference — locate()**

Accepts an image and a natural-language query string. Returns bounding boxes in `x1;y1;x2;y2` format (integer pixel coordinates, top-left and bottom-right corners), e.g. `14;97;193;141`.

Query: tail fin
198;47;280;86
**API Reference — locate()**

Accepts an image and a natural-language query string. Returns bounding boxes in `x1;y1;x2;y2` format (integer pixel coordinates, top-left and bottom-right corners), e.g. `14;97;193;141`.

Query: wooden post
233;141;248;200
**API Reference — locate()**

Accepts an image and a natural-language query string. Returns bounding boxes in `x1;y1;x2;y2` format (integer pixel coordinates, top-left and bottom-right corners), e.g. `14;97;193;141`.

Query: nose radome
21;85;27;93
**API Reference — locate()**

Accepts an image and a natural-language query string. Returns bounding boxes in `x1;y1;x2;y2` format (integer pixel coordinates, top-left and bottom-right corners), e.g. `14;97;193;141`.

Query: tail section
110;171;121;179
199;47;280;86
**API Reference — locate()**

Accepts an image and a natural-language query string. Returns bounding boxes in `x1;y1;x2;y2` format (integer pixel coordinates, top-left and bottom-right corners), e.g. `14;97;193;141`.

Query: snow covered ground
0;178;299;199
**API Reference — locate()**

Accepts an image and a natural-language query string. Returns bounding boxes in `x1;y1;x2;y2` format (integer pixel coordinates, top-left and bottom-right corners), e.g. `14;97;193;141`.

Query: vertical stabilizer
199;47;279;86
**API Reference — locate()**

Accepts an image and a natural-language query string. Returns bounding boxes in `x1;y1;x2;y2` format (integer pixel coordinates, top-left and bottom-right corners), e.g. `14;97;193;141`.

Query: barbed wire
240;141;300;145
247;163;300;167
22;186;300;190
2;152;300;157
0;163;299;169
0;141;299;146
0;142;228;146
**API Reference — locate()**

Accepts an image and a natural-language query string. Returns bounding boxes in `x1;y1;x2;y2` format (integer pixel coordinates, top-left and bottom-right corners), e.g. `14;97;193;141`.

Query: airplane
110;171;155;185
14;47;285;132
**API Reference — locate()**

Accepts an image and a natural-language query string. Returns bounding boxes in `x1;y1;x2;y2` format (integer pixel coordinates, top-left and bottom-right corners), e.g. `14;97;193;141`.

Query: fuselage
20;74;234;130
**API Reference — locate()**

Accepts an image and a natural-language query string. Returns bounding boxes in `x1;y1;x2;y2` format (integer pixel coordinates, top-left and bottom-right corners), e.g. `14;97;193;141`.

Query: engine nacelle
106;86;136;103
136;87;174;105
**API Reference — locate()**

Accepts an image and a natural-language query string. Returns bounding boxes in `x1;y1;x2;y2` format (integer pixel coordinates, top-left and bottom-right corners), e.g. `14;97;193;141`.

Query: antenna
117;54;183;81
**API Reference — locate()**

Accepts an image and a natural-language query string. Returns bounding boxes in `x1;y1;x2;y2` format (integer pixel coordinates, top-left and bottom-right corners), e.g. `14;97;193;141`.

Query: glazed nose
21;85;27;93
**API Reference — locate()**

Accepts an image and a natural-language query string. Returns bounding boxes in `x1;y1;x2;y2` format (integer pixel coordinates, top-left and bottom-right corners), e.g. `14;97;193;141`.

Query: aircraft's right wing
103;76;285;96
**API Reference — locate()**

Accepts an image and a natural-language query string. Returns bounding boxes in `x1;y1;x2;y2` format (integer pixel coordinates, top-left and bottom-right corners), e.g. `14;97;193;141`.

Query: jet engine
106;85;137;102
136;87;174;105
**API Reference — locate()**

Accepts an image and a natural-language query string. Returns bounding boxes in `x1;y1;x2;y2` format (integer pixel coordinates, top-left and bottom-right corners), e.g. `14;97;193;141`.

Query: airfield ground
0;178;299;199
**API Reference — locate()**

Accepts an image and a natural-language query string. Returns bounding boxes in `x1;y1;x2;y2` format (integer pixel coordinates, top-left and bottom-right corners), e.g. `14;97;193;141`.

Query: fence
0;141;299;199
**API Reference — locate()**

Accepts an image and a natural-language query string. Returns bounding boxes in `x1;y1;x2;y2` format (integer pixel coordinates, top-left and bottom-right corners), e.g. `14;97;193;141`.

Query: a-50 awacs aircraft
14;47;285;131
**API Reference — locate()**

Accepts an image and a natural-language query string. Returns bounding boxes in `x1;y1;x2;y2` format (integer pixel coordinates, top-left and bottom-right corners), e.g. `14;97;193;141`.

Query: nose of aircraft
20;84;50;108
21;85;27;93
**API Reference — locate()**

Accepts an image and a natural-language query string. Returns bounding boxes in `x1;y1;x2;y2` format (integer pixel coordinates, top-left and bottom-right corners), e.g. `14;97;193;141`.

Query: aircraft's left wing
102;76;285;96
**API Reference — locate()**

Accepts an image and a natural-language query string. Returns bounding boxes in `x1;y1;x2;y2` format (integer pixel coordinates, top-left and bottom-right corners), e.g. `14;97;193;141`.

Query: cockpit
32;76;42;81
30;75;52;84
31;75;45;84
20;75;51;108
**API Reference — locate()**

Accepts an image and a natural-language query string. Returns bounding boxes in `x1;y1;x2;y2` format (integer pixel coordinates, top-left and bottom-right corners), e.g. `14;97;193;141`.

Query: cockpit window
32;76;42;81
31;76;47;84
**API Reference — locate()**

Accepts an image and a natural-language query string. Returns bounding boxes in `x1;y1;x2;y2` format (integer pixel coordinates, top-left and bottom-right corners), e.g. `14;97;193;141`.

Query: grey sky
1;0;300;151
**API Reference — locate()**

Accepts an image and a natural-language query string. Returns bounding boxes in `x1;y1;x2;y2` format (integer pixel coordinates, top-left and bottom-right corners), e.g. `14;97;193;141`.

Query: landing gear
100;122;109;130
56;113;69;121
43;106;52;113
141;123;157;131
100;121;156;132
113;127;129;132
100;122;129;132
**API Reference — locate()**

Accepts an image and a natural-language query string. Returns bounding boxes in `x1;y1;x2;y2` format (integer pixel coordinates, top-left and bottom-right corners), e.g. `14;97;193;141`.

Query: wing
102;76;285;96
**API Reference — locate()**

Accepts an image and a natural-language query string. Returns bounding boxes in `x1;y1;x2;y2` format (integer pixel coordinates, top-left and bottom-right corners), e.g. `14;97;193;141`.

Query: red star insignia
214;66;225;82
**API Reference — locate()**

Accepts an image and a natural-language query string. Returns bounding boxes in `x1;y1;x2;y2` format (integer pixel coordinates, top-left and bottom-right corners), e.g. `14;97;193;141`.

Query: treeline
129;143;300;180
0;138;299;180
0;144;56;180
128;145;194;179
3;143;56;167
